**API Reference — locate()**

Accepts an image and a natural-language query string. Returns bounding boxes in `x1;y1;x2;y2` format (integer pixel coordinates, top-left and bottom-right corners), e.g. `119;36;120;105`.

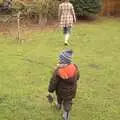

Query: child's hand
46;94;53;103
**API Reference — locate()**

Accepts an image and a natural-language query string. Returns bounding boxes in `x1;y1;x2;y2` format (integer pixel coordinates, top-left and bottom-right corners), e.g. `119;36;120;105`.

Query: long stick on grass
17;11;21;42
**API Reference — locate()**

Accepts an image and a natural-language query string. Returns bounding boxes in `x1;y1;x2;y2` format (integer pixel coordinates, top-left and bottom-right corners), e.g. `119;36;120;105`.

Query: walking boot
63;111;70;120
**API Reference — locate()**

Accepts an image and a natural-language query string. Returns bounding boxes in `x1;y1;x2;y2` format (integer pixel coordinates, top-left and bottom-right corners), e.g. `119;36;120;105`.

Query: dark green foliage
70;0;102;17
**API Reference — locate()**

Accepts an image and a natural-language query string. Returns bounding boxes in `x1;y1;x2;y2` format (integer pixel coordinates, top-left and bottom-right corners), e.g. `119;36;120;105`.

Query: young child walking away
58;0;76;45
47;49;80;120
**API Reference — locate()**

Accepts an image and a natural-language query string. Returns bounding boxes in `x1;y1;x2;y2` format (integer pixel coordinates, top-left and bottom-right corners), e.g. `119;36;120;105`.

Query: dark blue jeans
57;95;72;112
63;26;71;35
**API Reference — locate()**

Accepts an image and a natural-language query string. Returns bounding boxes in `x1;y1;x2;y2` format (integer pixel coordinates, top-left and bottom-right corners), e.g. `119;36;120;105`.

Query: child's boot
63;111;70;120
64;33;70;45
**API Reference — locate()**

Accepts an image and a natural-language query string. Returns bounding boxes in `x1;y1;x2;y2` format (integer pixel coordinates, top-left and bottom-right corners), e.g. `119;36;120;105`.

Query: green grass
0;18;120;120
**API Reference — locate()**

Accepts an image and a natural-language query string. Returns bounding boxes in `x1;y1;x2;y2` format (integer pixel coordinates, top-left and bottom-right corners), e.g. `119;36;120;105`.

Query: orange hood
58;64;77;79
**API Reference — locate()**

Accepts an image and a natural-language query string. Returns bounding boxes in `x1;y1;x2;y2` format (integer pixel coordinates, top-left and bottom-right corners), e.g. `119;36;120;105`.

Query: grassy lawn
0;18;120;120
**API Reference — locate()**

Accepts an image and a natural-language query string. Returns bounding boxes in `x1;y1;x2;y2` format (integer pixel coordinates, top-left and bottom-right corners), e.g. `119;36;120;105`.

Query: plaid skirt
60;14;74;27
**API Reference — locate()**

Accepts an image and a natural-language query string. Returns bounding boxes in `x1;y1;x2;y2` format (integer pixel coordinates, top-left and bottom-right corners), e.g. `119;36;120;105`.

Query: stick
17;11;21;42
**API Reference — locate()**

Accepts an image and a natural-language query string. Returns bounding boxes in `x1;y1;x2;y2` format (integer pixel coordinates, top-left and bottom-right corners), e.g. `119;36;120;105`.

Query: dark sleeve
48;69;59;93
77;69;80;80
74;64;80;80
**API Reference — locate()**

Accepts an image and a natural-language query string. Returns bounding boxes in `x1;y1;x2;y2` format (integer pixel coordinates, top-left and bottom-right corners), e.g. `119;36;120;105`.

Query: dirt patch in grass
0;21;58;39
0;23;10;34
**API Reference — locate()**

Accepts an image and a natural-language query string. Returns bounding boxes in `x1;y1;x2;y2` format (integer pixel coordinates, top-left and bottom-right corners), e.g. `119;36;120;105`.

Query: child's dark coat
48;64;80;100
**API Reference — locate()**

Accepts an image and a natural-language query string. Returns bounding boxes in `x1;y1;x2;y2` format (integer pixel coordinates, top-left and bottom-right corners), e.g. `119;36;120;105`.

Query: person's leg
63;99;72;120
56;95;63;110
64;26;71;45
